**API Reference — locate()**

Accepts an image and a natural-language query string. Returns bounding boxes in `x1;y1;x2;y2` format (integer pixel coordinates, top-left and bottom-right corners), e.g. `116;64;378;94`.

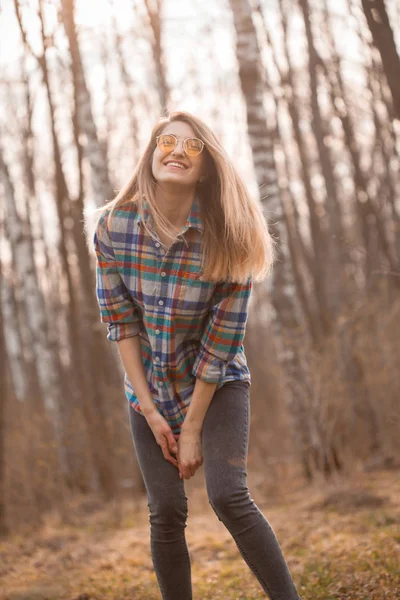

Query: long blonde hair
89;110;274;283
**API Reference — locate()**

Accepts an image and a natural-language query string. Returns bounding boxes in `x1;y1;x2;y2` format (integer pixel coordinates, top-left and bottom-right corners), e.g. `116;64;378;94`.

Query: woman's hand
177;427;203;480
145;411;179;468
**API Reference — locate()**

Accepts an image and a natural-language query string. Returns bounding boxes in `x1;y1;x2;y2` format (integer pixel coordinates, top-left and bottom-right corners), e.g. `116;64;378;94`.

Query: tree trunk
14;0;90;472
320;1;397;283
298;0;346;331
1;147;69;482
111;9;140;164
0;258;9;537
277;0;340;336
60;0;114;207
255;2;323;346
229;0;339;478
318;1;383;454
143;0;169;113
61;0;136;498
16;0;122;497
361;0;400;119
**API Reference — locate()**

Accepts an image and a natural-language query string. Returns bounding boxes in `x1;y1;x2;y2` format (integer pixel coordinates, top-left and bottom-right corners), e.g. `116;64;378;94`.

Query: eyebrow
163;133;195;138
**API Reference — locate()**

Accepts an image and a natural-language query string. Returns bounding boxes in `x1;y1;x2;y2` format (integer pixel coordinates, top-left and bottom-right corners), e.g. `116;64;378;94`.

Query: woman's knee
207;485;251;520
149;494;188;530
208;487;263;536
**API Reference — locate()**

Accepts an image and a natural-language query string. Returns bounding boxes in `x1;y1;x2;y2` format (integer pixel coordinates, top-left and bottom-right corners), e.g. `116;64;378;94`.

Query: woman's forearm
116;336;157;418
182;378;218;433
117;336;217;429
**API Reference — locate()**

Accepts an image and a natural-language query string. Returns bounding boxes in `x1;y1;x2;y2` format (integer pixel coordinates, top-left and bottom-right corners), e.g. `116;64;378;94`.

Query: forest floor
0;468;399;600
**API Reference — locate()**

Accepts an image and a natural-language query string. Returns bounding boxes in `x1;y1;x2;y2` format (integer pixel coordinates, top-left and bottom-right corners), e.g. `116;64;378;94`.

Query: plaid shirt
93;195;251;433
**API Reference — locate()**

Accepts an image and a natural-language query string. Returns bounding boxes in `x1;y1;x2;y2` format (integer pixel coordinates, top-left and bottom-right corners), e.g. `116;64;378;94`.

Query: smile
164;161;187;170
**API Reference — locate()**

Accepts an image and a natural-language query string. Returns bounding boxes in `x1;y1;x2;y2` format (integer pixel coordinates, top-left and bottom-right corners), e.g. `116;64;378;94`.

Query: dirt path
1;469;399;599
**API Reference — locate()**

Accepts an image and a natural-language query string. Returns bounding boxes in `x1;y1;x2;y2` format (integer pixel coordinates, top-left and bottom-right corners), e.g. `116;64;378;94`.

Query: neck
154;184;196;229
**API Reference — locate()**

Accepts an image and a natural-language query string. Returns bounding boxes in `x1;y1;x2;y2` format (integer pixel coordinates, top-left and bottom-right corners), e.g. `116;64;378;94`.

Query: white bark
229;0;278;200
0;271;26;402
229;0;320;476
229;0;298;319
0;148;68;475
60;0;114;208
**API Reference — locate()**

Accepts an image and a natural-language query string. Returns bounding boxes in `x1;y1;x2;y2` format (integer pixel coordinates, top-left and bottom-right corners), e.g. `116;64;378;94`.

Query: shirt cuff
107;321;141;342
192;347;228;383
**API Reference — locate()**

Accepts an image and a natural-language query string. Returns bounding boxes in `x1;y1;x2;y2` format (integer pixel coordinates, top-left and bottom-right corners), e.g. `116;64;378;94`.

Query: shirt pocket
175;274;215;317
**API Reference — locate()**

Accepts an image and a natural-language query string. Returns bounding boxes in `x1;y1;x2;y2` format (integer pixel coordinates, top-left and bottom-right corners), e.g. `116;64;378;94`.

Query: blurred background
0;0;399;537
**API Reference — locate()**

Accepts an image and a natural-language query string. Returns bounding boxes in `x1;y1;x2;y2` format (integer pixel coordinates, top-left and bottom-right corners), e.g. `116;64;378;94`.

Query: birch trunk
60;0;114;207
229;0;330;477
15;0;121;496
111;9;140;164
298;0;346;329
317;2;383;454
255;3;323;345
0;268;6;536
143;0;169;113
60;4;135;496
361;0;400;120
0;269;28;404
321;1;399;281
14;0;87;419
0;247;52;522
1;148;69;480
276;0;337;336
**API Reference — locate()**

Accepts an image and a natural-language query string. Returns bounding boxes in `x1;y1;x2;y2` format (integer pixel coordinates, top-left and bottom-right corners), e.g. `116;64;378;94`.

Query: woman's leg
129;406;192;600
202;382;301;600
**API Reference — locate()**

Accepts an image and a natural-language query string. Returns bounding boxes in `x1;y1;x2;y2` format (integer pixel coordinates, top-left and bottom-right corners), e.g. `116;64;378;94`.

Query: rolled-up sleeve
192;278;252;383
93;211;142;342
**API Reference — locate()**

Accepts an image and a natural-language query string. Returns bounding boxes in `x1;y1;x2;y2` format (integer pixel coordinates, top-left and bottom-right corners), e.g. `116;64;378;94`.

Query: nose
171;139;185;155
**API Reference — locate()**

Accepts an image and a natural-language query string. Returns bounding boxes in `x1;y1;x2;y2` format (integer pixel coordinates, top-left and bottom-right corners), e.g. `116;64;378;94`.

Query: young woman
93;111;301;600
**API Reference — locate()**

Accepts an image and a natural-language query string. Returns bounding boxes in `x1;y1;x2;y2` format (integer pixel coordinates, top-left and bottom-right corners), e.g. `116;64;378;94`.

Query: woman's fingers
147;413;180;468
179;459;200;480
180;465;191;480
166;430;178;456
175;431;203;479
159;437;178;468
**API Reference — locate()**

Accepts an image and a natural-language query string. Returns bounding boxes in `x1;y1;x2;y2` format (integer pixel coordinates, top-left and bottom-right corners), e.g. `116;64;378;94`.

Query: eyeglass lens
157;134;203;156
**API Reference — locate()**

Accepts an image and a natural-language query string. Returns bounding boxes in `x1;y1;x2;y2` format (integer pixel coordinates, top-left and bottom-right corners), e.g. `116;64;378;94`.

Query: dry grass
0;469;399;600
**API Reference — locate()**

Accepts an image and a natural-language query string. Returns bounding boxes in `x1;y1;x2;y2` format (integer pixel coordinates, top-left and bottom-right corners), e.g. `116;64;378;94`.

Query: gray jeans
129;380;301;600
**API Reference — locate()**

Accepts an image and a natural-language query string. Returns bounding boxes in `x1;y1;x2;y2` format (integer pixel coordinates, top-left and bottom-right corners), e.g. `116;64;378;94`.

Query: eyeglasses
156;134;204;157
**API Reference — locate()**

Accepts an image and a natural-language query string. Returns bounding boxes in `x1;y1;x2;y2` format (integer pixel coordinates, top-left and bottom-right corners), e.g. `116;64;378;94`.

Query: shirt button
158;381;163;387
161;271;166;277
155;356;160;362
155;329;160;335
158;300;164;306
155;242;160;248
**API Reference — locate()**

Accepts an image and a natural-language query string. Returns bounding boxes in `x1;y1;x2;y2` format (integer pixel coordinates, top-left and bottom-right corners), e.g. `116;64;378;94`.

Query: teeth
166;162;185;169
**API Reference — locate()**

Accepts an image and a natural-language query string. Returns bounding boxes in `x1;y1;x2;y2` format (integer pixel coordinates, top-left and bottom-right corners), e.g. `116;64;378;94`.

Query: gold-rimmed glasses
156;134;204;157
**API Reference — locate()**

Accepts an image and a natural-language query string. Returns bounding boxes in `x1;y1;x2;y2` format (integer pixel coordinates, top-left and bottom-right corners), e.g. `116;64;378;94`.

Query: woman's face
151;120;205;189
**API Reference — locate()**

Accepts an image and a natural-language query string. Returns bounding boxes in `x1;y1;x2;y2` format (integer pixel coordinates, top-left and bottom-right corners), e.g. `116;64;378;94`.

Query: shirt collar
185;193;204;233
137;193;204;234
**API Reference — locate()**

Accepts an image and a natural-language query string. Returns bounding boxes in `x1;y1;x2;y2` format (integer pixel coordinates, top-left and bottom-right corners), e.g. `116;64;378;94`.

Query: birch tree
361;0;400;120
13;0;87;415
60;0;114;207
298;0;347;330
143;0;170;113
0;147;69;479
0;255;8;537
228;0;333;477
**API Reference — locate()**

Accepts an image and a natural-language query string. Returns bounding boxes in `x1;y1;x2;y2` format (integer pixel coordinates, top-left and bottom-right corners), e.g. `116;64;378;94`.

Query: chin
158;176;194;187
